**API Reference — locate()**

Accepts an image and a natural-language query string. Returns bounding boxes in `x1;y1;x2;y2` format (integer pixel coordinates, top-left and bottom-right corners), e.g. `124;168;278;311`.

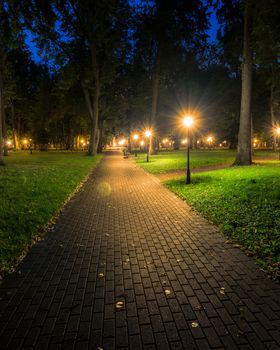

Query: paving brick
154;332;170;349
140;324;155;345
203;326;223;348
116;327;129;347
164;322;180;342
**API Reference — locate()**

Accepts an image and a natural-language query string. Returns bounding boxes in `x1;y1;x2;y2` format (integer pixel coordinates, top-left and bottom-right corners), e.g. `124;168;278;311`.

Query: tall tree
0;1;21;164
54;0;129;155
235;0;252;165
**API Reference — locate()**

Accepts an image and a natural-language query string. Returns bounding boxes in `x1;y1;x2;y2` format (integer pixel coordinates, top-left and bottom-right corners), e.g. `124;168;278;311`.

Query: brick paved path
1;150;280;350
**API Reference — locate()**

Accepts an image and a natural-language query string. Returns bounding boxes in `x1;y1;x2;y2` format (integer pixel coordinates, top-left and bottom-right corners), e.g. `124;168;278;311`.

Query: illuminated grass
135;149;236;174
0;152;102;275
164;163;280;279
135;149;278;174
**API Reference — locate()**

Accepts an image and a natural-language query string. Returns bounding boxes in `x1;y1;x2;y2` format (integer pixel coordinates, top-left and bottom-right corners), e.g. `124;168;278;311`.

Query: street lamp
144;130;152;162
183;116;194;184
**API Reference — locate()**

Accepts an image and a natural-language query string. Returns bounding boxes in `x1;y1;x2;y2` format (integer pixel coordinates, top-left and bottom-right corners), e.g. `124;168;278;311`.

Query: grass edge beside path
163;164;280;281
0;153;103;277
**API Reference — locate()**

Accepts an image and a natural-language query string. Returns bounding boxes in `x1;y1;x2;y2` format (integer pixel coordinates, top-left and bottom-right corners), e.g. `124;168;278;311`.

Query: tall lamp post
276;127;280;160
183;116;194;184
144;130;152;162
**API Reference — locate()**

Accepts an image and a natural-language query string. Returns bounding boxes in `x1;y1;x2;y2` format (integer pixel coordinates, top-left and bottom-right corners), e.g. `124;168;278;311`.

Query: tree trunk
0;72;5;165
235;1;252;166
82;42;100;157
10;100;19;150
270;63;277;151
150;47;161;155
97;120;104;153
2;107;8;156
82;83;97;155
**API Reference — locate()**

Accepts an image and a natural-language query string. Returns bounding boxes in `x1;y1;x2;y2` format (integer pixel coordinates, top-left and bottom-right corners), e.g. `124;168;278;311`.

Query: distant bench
123;150;131;158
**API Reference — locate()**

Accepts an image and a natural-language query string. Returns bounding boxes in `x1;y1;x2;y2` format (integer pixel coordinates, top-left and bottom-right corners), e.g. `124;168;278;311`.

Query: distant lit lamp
183;116;194;184
118;139;126;146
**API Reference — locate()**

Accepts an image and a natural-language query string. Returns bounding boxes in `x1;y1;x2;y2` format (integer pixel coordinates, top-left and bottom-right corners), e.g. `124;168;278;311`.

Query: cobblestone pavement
1;150;280;350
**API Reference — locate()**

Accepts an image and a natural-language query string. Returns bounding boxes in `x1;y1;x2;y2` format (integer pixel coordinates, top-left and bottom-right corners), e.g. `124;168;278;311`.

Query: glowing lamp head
207;136;213;143
7;140;12;146
23;139;27;144
183;116;193;128
133;134;139;140
144;130;151;138
140;140;145;146
276;127;280;135
80;139;84;143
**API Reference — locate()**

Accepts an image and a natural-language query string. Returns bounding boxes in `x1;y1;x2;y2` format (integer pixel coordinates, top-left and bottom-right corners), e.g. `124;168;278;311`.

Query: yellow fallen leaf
116;301;125;309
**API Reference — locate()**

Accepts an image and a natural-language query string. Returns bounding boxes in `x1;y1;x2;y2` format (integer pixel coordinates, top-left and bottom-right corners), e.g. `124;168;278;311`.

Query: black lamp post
186;128;191;184
183;116;193;184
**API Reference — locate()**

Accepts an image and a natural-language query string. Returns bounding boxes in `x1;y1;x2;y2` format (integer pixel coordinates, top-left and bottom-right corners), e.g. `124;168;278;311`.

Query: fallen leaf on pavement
116;301;125;309
191;321;199;328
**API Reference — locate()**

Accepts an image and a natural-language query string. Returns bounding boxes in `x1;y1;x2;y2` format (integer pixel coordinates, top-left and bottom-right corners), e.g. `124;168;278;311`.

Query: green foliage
135;150;236;174
0;152;102;275
164;163;280;279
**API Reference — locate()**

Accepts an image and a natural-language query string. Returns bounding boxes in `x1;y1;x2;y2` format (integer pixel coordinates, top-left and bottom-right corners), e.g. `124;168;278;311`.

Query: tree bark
149;47;161;155
97;120;104;153
270;63;277;150
0;72;5;165
235;1;252;165
10;100;19;150
2;106;8;156
83;43;100;156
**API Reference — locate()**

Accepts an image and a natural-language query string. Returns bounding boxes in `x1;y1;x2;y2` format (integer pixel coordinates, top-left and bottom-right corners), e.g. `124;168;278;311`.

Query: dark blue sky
208;9;219;43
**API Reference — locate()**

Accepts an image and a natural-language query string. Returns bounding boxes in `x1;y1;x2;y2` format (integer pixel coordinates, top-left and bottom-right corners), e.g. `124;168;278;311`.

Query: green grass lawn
164;162;280;279
135;149;278;174
0;151;102;276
